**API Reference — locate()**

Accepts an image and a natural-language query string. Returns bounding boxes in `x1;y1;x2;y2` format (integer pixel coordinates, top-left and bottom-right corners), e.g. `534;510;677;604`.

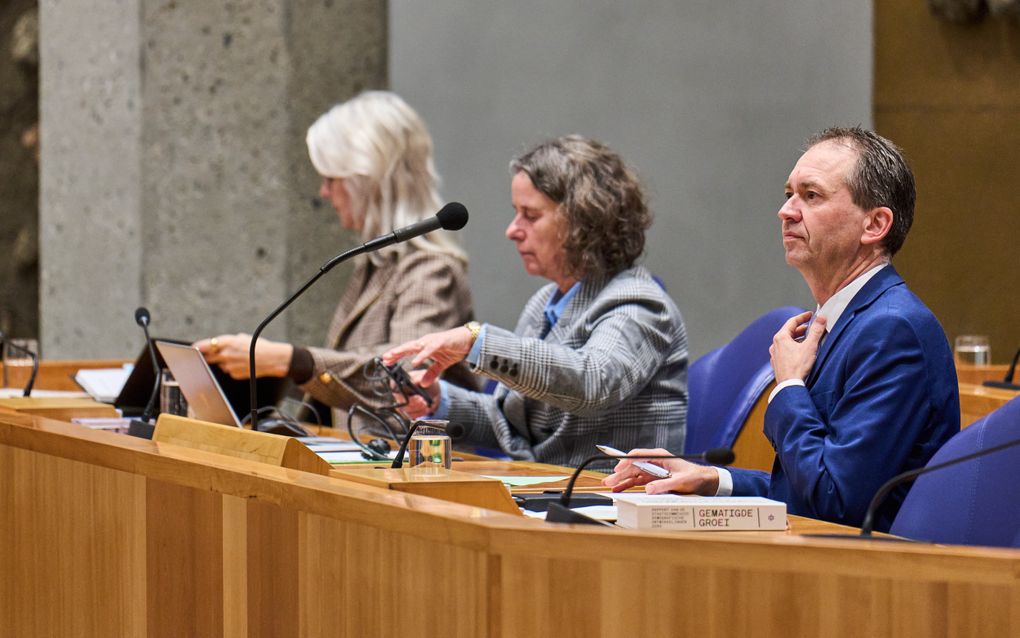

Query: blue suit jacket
730;266;960;531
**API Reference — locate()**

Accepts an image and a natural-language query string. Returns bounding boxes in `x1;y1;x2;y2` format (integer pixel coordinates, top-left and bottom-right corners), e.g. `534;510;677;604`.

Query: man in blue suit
605;127;960;531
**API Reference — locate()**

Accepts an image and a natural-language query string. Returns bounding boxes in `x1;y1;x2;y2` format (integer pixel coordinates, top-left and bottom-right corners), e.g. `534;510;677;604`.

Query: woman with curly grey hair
384;135;688;468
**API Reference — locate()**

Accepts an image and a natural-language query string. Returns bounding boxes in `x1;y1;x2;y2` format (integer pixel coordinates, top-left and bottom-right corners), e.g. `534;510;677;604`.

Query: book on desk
612;494;787;531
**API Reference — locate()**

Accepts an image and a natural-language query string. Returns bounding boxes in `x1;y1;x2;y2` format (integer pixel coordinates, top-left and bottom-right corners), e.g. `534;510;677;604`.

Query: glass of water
2;337;38;388
407;419;452;472
955;335;991;366
159;369;189;417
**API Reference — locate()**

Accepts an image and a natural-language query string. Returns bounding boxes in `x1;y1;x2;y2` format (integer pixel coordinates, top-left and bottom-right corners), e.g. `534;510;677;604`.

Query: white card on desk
296;437;362;453
74;365;133;403
316;450;395;464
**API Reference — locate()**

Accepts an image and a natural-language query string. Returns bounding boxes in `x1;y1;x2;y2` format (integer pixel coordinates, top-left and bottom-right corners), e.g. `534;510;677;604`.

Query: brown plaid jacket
299;247;475;412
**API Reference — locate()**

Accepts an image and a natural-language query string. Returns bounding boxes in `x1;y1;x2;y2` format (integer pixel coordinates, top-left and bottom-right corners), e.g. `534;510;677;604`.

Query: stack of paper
74;365;133;403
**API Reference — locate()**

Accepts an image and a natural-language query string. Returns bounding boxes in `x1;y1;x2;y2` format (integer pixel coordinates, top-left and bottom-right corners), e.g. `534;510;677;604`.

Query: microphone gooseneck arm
248;243;372;430
558;448;736;507
859;434;1020;537
248;202;469;430
559;454;616;507
1006;346;1020;385
390;419;426;469
982;345;1020;391
546;448;736;526
135;310;162;423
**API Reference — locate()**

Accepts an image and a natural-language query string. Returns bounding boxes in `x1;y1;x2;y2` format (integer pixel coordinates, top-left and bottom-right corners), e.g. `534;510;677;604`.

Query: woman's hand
381;326;476;388
601;448;720;495
395;370;442;419
194;333;294;380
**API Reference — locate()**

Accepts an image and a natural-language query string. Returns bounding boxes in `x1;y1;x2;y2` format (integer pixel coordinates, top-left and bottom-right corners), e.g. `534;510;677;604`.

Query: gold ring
417;341;425;349
210;337;220;352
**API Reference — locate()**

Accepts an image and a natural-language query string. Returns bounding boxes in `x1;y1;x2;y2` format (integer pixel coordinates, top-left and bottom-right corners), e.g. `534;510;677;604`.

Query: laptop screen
155;341;242;428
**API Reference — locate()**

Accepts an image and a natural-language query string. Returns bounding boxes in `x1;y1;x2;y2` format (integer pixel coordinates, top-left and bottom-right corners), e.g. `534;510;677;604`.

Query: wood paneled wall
875;2;1020;363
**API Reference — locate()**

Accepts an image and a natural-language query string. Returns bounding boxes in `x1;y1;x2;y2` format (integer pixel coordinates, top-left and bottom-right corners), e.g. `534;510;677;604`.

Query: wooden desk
956;363;1013;386
452;459;608;493
2;410;1017;637
960;382;1020;428
1;358;130;392
0;396;120;420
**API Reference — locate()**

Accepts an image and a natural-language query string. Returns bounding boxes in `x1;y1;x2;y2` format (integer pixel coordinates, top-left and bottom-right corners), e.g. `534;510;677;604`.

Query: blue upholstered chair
889;395;1020;548
684;306;804;455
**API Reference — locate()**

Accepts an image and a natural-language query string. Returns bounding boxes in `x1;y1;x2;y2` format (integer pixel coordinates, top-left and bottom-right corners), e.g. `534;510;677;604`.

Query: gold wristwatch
464;321;482;344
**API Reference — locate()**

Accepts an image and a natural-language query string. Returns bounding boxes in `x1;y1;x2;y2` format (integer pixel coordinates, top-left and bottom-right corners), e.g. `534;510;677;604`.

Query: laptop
115;337;287;418
155;340;243;427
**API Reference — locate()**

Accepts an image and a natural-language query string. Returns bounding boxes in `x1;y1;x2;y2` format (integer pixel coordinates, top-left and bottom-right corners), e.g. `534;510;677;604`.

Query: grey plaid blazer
445;266;687;468
299;246;476;412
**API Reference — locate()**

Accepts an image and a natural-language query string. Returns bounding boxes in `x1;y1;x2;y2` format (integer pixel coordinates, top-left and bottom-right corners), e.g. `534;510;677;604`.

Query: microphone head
446;422;465;439
436;202;469;231
134;307;151;327
703;448;736;465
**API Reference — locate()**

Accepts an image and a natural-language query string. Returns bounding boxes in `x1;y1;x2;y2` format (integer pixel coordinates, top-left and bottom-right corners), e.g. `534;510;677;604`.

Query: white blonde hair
306;91;466;262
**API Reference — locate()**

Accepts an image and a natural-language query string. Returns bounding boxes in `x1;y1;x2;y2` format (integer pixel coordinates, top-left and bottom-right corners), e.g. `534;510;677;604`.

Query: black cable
340;357;428;461
240;406;281;426
347;405;399;461
280;396;322;425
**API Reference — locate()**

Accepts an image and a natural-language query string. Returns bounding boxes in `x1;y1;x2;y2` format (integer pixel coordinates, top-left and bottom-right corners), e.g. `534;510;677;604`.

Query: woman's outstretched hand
382;326;475;388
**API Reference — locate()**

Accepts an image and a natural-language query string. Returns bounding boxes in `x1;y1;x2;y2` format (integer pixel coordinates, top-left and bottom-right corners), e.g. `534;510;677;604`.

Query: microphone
390;415;461;469
446;422;465;439
248;203;469;429
390;419;428;469
126;307;163;439
546;448;736;526
356;202;469;256
134;308;162;423
0;331;38;397
982;345;1020;391
859;434;1020;537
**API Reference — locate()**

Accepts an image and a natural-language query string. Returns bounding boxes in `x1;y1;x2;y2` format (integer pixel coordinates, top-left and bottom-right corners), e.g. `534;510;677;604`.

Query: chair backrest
890;395;1020;548
684;306;804;455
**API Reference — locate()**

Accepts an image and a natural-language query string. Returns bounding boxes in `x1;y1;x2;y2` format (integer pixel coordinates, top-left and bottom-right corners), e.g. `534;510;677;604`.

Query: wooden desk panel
0;414;500;638
2;412;1018;637
0;396;119;420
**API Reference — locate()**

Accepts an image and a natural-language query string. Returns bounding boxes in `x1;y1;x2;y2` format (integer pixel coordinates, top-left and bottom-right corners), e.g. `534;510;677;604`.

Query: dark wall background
0;1;39;340
876;2;1020;363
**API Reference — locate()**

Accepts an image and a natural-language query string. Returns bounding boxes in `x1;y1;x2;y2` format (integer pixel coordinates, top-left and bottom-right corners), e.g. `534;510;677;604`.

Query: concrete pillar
40;0;387;358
